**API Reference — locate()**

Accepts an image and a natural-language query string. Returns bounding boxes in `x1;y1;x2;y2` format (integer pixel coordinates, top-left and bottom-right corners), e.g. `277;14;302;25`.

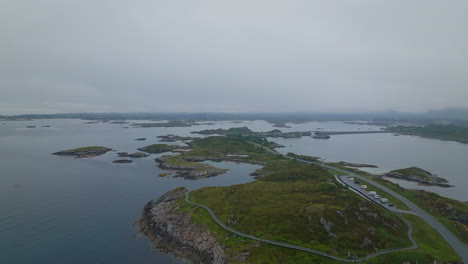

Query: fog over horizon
1;1;467;115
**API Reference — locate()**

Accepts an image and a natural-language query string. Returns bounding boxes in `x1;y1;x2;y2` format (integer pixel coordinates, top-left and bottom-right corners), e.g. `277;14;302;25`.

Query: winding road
185;191;417;262
184;142;467;262
257;143;468;263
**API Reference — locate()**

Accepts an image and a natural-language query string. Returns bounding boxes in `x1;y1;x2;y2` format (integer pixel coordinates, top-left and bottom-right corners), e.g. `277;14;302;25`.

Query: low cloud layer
1;0;467;114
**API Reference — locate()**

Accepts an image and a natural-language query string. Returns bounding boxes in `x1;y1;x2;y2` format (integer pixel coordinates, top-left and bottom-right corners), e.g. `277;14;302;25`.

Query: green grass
189;161;411;259
389;167;434;182
374;182;468;244
326;163;410;211
387;124;468;144
160;135;463;263
68;146;108;151
343;166;468;244
138;144;175;153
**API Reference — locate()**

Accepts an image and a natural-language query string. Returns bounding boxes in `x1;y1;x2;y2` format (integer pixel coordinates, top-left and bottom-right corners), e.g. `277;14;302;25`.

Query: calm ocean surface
0;119;467;263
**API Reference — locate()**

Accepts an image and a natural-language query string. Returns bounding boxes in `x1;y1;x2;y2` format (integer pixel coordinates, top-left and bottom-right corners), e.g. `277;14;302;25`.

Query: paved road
253;143;468;263
321;163;468;263
251;142;468;264
185;192;417;262
335;175;418;215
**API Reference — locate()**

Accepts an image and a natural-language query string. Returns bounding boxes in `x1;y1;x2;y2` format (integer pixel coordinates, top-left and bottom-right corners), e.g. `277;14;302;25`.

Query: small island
155;155;228;179
191;126;311;138
157;134;200;142
385;167;452;187
116;151;150;158
338;161;378;168
138;144;178;154
132;120;201;128
52;146;112;158
112;159;133;164
312;134;331;139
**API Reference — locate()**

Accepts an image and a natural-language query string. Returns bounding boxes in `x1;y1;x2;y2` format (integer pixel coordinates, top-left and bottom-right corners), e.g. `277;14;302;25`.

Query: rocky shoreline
155;156;229;179
52;146;112;158
384;167;453;187
138;188;226;264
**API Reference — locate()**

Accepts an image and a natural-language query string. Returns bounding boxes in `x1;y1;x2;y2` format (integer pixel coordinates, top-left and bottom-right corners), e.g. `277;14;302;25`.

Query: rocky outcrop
338;161;378;168
112;159;133;163
138;144;178;154
155;156;229;179
157;134;200;142
191;127;312;139
52;146;112;158
139;188;226;264
312;134;331;139
385;167;453;187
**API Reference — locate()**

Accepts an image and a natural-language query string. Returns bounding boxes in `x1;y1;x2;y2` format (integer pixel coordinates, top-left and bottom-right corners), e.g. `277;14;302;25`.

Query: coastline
138;187;226;264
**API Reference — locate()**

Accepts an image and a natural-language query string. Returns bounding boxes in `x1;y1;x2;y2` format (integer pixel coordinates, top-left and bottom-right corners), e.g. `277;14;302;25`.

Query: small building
381;198;389;203
368;191;377;195
360;185;367;189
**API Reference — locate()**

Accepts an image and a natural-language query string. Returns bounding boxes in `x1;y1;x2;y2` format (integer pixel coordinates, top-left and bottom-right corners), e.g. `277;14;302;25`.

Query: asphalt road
252;142;467;263
185;192;417;262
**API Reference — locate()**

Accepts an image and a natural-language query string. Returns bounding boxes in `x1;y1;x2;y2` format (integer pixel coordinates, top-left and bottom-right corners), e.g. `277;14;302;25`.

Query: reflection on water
273;125;468;202
0;119;260;264
1;119;467;264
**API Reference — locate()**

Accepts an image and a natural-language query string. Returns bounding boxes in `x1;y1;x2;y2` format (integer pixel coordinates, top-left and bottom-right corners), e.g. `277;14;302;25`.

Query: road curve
185;192;417;262
254;143;468;263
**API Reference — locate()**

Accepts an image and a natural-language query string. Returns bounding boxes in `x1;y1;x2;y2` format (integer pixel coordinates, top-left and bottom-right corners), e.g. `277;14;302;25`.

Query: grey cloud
1;0;467;114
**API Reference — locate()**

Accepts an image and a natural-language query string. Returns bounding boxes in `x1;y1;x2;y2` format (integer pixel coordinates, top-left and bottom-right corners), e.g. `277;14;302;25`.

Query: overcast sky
1;0;467;114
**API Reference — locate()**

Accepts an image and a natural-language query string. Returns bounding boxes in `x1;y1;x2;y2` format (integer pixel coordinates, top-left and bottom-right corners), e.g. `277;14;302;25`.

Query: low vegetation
138;144;177;154
52;146;111;158
191;126;312;139
385;167;451;187
342;166;468;244
387;124;468;144
189;161;412;259
147;134;462;263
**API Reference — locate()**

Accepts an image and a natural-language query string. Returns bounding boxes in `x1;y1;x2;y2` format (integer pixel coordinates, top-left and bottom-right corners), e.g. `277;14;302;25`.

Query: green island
137;144;178;154
387;123;468;144
385;167;451;187
139;135;464;263
112;159;133;164
52;146;112;158
153;136;281;179
329;164;468;245
117;151;150;158
191;126;311;139
157;134;200;142
132;120;210;128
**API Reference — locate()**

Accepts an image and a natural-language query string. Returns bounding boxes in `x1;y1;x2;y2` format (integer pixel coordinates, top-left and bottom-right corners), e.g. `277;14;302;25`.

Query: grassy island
52;146;112;158
385;167;451;187
141;134;462;263
191;126;311;139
